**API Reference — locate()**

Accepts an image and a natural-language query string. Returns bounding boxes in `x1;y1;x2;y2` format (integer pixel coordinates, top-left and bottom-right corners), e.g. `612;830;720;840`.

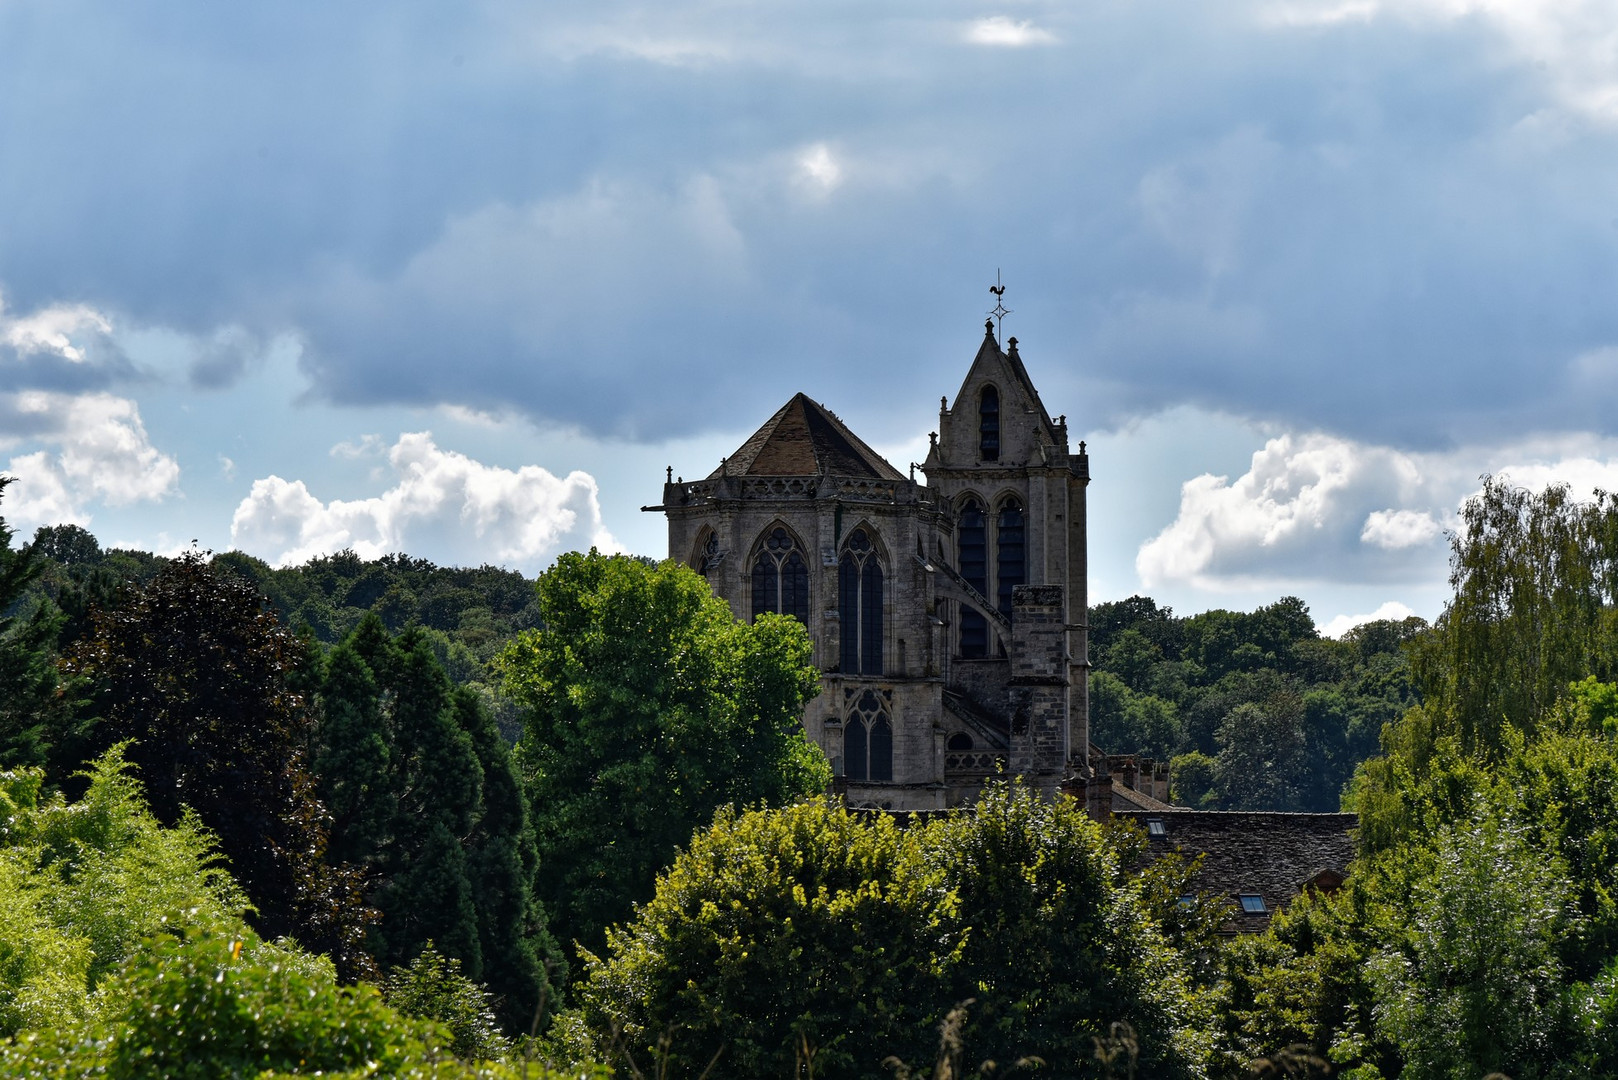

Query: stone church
652;319;1099;811
650;316;1358;924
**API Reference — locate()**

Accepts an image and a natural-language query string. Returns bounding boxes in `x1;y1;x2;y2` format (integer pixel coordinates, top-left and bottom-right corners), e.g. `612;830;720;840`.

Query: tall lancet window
979;386;1000;461
844;690;893;782
838;527;884;675
997;497;1025;619
958;497;988;658
752;527;810;624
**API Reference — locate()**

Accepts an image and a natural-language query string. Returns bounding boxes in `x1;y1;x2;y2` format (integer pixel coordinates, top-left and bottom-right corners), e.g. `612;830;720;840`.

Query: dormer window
978;386;1000;461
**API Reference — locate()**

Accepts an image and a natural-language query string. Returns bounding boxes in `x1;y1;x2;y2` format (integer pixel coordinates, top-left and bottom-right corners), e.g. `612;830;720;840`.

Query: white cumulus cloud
230;432;621;572
1137;431;1430;588
1360;508;1443;549
963;17;1057;47
1319;600;1419;639
0;292;111;363
0;390;181;530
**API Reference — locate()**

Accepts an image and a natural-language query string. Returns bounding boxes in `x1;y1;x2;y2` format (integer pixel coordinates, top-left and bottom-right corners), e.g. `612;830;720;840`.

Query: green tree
573;786;1206;1080
497;552;829;959
383;944;509;1061
1366;819;1575;1079
575;800;942;1079
1169;750;1218;808
315;615;562;1031
0;478;70;769
1409;478;1617;756
1215;697;1306;811
926;783;1202;1076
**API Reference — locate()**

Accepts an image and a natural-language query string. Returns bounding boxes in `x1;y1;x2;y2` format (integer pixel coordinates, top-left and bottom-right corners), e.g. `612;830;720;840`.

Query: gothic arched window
997;497;1025;619
838;527;884;675
958;497;988;658
979;386;1000;461
845;690;893;782
751;527;809;624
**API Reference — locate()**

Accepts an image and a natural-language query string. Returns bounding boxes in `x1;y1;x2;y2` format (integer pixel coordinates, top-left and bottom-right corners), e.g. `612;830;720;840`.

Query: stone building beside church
651;319;1097;811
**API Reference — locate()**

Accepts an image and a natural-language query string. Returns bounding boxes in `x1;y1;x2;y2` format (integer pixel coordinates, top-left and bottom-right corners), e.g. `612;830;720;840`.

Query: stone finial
985;317;995;336
929;431;938;449
1079;440;1086;454
666;465;673;483
720;456;728;476
1007;336;1019;357
1057;415;1066;427
940;395;947;412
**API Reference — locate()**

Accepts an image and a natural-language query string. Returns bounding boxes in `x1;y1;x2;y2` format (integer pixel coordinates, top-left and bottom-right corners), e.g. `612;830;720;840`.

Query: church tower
920;320;1091;786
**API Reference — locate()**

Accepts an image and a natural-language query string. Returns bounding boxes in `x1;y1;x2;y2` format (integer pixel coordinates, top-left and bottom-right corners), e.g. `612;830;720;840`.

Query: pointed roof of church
711;392;906;480
954;320;1058;433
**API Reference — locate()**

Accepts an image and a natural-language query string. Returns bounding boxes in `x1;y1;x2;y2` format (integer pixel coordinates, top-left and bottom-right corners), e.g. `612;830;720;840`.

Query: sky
6;0;1618;635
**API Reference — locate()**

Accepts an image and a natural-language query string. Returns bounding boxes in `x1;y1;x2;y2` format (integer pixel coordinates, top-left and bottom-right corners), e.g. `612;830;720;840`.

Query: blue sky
6;0;1618;633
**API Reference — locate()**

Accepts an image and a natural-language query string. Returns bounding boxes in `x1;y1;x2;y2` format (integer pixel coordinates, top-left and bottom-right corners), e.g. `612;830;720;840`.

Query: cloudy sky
5;0;1618;634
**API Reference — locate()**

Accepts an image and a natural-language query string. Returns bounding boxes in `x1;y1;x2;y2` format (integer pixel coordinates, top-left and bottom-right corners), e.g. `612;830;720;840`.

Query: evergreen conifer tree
314;615;559;1030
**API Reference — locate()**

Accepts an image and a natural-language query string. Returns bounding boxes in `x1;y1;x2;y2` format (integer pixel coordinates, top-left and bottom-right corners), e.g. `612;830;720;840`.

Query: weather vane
988;269;1011;346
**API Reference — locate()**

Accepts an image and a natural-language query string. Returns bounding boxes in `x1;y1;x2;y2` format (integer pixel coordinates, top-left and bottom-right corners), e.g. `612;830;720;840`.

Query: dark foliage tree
315;615;562;1032
62;552;375;977
498;551;830;960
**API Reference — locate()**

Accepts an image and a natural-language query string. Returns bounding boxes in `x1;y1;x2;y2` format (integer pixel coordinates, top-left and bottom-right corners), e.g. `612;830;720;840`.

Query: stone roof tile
711;392;906;481
1115;810;1358;932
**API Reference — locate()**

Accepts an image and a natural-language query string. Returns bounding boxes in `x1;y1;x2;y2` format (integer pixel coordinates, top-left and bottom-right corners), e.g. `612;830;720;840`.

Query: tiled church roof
1115;810;1358;932
711;392;907;481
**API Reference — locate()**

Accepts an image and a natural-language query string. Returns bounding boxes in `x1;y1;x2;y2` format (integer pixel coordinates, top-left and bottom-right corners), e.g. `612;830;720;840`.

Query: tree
1409;478;1617;756
1215;697;1306;811
497;551;829;960
1366;820;1574;1079
573;785;1207;1080
0;478;70;769
1169;750;1218;808
315;615;562;1031
62;552;374;977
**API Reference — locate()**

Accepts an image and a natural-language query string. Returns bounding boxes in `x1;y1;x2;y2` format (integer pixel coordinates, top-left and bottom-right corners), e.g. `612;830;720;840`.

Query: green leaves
574;786;1206;1080
498;552;829;962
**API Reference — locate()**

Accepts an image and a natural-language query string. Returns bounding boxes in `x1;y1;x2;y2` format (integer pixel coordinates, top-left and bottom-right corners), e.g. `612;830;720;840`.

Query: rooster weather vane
989;270;1011;346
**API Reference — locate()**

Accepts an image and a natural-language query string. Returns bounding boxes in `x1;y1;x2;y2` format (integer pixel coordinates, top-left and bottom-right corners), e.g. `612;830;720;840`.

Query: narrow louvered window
979;386;1000;461
996;498;1025;620
959;498;988;658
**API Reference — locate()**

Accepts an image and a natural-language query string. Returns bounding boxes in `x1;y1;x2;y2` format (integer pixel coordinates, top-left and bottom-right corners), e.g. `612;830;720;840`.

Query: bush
574;783;1207;1079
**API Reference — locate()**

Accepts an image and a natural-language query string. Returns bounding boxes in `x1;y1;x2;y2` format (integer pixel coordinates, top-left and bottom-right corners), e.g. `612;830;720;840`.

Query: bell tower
920;317;1091;779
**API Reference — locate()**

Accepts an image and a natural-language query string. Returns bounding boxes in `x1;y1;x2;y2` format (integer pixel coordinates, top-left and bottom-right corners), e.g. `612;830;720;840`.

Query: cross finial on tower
988;269;1011;346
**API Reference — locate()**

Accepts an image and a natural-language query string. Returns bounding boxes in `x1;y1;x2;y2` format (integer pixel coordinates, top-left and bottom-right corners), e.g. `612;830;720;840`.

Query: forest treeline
1089;593;1425;811
10;475;1618;1076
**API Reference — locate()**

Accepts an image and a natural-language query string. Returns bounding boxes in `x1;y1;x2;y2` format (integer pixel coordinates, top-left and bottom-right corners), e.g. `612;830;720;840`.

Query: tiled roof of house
1115;810;1359;932
711;392;906;481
